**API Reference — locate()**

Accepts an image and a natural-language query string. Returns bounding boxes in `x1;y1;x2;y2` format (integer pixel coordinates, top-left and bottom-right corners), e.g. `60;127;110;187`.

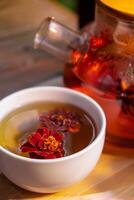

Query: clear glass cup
34;1;134;148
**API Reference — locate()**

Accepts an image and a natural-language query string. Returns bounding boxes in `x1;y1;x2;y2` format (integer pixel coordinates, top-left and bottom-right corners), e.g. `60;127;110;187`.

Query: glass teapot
34;0;134;148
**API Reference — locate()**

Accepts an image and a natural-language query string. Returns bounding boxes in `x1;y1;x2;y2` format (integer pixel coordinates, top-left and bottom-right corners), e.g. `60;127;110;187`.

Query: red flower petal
54;151;64;158
46;154;56;159
38;139;44;149
20;142;37;153
29;152;42;159
30;151;56;159
36;128;48;137
20;118;66;159
53;132;64;141
28;132;41;146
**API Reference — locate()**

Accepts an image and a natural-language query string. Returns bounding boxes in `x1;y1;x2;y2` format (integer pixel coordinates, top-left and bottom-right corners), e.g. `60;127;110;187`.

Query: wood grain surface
0;31;63;99
0;0;78;99
0;1;134;199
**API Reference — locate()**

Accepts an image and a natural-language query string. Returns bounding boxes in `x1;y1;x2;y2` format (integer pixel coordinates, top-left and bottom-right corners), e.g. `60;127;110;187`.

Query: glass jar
34;0;134;147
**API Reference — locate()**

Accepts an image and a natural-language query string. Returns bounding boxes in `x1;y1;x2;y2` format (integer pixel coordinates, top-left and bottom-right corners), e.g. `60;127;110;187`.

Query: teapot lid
100;0;134;15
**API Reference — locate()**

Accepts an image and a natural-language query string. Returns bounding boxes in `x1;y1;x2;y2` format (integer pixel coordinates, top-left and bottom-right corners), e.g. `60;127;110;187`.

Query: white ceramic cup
0;87;106;193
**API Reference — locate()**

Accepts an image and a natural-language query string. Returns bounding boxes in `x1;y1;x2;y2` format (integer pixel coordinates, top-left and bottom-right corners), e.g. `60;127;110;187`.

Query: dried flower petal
40;109;81;133
20;127;64;159
19;108;82;159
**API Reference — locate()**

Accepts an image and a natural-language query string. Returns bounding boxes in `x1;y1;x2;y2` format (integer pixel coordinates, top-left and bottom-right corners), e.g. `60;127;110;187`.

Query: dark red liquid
64;34;134;147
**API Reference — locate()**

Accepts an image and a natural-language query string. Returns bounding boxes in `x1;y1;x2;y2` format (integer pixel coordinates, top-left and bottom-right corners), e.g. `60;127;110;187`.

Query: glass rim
97;0;134;23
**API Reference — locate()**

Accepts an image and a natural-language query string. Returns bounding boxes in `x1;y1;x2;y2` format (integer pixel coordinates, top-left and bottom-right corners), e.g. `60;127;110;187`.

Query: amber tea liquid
0;102;97;158
64;50;134;148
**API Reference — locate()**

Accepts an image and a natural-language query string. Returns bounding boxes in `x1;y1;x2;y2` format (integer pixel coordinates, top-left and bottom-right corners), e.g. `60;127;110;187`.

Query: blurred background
0;0;95;99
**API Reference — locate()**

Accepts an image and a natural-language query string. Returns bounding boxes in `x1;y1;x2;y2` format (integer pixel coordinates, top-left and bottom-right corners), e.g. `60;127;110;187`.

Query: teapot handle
34;17;89;62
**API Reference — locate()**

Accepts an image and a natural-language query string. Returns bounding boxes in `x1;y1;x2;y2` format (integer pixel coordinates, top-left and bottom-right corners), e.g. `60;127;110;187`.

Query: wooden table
0;0;77;99
0;1;134;199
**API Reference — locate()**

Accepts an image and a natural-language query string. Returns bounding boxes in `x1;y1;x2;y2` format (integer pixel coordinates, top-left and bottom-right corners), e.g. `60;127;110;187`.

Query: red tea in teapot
64;32;134;147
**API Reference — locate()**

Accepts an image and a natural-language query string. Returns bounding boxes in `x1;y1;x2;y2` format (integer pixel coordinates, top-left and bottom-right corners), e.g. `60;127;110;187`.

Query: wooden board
0;0;78;99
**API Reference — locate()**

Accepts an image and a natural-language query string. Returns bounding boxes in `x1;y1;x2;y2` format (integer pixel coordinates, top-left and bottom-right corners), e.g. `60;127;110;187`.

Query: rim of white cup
0;87;106;163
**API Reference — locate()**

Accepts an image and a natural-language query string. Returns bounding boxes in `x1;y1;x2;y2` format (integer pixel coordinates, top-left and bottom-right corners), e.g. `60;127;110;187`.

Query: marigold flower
40;109;81;133
20;127;64;159
20;108;81;159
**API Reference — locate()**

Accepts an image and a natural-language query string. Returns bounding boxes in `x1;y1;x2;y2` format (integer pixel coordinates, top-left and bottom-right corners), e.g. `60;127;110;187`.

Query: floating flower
19;109;81;159
40;109;81;133
20;128;64;159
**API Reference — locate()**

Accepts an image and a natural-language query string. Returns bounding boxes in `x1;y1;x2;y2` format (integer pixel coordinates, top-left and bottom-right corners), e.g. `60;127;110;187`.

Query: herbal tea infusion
0;102;97;159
